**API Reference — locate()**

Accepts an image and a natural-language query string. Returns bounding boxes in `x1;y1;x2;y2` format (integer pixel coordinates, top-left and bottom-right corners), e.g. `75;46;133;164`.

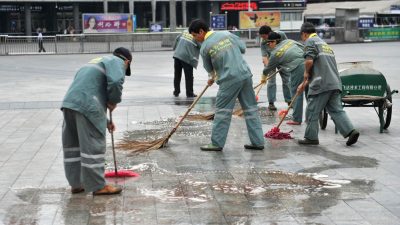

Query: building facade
0;0;306;35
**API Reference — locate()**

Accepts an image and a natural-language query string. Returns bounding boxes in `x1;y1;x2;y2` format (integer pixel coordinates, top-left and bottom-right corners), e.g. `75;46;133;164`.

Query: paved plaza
0;42;399;225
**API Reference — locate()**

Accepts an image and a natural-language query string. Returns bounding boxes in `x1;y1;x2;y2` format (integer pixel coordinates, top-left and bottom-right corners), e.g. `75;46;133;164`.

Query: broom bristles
117;137;167;153
186;113;215;121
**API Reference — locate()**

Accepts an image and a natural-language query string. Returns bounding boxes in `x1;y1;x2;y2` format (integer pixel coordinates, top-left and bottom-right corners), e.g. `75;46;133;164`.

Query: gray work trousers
62;108;106;192
304;90;354;141
212;77;265;148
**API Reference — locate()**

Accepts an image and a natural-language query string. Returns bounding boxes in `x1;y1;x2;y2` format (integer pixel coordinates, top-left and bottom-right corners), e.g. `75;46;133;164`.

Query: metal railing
1;32;183;55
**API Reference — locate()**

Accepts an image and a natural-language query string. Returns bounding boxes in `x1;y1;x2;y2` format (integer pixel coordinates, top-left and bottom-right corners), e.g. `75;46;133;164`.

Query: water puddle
125;162;358;203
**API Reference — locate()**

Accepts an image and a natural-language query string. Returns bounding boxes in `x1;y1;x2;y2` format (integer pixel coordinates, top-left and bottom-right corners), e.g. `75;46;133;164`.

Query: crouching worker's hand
260;74;267;84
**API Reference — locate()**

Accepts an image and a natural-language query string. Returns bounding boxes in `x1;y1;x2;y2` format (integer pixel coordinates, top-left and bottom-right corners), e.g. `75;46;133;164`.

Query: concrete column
161;3;167;24
73;3;80;31
169;0;176;31
103;0;108;13
182;0;187;27
129;0;134;15
24;3;32;36
151;0;156;23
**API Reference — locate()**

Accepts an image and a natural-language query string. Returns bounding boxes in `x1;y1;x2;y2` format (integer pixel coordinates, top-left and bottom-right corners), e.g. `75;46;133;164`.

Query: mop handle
276;91;300;129
167;84;210;138
263;68;283;84
109;110;118;175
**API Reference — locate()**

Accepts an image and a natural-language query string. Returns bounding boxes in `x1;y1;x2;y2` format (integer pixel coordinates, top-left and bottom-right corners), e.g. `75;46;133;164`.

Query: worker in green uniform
297;23;360;146
262;32;305;125
172;30;201;98
259;25;291;110
189;19;264;151
61;47;131;195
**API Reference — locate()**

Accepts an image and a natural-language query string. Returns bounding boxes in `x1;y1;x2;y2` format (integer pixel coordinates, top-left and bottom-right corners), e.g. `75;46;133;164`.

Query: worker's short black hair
259;25;272;35
300;22;316;34
266;32;281;42
113;47;132;76
188;19;209;33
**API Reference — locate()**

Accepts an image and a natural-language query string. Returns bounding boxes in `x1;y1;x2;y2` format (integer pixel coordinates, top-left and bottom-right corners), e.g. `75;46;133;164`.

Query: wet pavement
0;42;400;225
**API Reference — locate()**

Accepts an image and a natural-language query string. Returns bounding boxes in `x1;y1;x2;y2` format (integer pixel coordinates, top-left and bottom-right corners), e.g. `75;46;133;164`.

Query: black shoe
298;138;319;145
244;144;264;150
173;91;179;97
268;103;277;111
346;129;360;146
200;144;222;151
187;94;197;98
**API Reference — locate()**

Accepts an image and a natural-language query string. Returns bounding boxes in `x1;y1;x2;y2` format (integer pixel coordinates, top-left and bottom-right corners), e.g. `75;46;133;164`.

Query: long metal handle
109;110;118;175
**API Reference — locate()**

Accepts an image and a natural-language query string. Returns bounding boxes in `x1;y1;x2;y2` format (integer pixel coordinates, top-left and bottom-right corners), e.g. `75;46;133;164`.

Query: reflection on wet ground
4;161;376;225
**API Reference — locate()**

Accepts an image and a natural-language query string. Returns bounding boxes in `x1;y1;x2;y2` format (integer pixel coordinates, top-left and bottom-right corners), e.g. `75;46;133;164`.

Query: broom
185;83;265;120
105;111;140;177
264;91;300;139
232;68;282;117
118;84;210;153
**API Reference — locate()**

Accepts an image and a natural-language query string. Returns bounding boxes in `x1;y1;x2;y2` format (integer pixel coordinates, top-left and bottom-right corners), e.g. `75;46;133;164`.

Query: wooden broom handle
276;91;300;129
165;84;210;139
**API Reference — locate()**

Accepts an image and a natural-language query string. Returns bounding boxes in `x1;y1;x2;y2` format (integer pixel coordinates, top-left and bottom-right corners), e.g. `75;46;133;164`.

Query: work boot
244;144;264;150
268;103;277;111
298;138;319;145
346;129;360;146
93;184;122;196
200;144;222;151
187;94;197;98
71;187;85;194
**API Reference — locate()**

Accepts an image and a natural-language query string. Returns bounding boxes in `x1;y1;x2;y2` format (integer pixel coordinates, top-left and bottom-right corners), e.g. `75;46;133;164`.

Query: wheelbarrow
319;61;398;133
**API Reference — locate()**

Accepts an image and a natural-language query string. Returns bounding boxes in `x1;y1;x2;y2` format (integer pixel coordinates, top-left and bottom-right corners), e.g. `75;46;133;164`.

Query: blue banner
210;14;227;30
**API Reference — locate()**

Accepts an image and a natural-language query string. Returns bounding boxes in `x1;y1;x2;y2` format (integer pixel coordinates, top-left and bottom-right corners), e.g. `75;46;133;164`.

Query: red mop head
105;170;140;178
264;126;293;139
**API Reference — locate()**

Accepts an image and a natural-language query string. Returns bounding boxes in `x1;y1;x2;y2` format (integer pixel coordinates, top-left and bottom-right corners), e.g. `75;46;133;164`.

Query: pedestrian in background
297;22;360;146
189;19;264;151
259;25;291;110
61;47;132;195
262;32;306;125
172;30;201;98
38;29;46;53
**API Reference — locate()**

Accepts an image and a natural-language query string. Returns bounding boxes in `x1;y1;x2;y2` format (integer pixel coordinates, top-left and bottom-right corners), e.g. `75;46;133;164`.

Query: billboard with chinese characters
82;14;136;33
239;11;280;29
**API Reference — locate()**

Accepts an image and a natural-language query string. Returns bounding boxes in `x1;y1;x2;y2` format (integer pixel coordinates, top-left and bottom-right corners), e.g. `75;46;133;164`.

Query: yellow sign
239;11;281;29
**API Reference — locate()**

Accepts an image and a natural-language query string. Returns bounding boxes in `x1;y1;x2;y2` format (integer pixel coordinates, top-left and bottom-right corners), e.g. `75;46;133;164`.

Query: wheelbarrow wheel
383;85;392;129
319;108;328;130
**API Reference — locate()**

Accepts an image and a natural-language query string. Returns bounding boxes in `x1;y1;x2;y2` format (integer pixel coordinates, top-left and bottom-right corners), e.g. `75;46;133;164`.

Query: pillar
151;0;156;23
73;3;80;31
129;0;134;15
169;0;176;31
182;0;187;27
24;3;32;36
103;0;108;13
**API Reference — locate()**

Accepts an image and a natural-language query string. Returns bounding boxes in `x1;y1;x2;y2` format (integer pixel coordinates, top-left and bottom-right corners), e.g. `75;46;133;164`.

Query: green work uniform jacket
263;39;304;75
201;31;252;87
173;31;201;68
61;55;125;136
304;33;342;96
